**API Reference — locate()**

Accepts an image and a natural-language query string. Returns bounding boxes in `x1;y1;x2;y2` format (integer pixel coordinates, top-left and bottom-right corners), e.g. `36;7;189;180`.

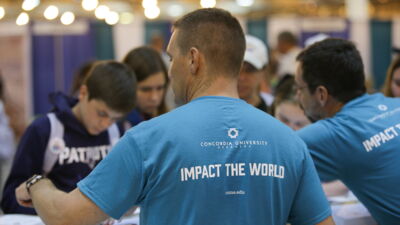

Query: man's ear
78;85;88;101
189;47;200;75
315;85;329;107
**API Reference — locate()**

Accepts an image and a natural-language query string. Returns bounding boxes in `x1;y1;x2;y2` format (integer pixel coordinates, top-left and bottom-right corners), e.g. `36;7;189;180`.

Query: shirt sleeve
287;148;331;225
77;132;144;219
297;122;341;182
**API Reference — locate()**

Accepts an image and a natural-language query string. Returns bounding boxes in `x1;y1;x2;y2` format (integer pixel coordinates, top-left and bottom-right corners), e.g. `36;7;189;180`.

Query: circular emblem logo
49;137;65;154
228;128;239;139
378;104;388;111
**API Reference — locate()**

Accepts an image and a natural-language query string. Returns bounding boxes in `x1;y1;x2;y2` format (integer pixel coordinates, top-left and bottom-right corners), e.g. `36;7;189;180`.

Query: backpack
42;112;120;175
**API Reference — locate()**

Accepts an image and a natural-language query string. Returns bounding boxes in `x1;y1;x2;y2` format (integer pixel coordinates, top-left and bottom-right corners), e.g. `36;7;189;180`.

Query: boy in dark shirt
1;61;136;214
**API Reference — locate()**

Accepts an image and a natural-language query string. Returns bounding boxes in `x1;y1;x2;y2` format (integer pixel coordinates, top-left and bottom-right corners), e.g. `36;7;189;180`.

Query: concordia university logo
200;127;267;149
228;128;239;139
378;104;388;111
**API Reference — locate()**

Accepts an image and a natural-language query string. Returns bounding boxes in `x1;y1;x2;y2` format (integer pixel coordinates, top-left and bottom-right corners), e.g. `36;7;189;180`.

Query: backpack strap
107;123;120;149
43;115;119;174
43;113;65;175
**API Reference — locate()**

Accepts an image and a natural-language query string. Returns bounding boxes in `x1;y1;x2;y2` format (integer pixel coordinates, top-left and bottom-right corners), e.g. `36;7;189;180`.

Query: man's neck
189;75;239;101
324;98;344;118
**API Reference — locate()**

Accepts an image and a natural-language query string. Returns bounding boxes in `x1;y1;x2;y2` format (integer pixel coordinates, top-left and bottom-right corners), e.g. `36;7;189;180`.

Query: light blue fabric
297;93;400;224
79;96;330;225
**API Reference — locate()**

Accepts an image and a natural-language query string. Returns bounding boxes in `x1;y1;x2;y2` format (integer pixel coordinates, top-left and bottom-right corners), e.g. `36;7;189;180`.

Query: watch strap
26;174;45;193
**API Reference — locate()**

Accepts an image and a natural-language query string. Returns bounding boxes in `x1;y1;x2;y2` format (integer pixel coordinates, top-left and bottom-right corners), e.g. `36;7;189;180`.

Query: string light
236;0;254;7
200;0;216;8
95;5;110;20
44;5;59;20
16;12;29;25
144;6;160;19
105;11;119;25
22;0;40;11
0;7;5;20
60;11;75;25
82;0;98;11
142;0;157;9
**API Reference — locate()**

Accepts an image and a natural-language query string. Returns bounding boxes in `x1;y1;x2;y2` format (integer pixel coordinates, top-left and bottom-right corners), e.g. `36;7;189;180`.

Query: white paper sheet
0;214;44;225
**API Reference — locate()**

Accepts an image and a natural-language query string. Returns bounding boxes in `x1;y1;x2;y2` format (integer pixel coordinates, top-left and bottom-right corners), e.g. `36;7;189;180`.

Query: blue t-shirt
79;96;330;225
297;93;400;224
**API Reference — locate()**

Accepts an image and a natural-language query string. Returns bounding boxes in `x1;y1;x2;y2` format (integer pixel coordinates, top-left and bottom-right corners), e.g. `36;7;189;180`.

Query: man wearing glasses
295;38;400;224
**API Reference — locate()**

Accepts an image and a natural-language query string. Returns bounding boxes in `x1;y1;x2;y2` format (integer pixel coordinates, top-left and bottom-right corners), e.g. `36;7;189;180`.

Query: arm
15;132;143;224
15;178;108;225
288;140;333;225
317;216;335;225
1;118;49;214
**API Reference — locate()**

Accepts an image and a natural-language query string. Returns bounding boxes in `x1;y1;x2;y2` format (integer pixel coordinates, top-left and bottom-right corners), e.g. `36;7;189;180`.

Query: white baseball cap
244;34;268;70
305;33;329;47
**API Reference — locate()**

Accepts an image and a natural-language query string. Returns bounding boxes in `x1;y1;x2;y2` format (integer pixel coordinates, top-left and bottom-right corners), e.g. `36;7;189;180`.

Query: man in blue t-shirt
14;8;334;225
295;38;400;224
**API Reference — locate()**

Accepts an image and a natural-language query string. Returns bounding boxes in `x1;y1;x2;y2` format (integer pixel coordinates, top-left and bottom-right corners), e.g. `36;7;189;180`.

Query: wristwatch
26;174;45;193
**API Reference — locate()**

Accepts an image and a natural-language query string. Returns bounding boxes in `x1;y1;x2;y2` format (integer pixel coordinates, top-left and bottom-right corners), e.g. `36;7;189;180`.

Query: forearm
24;178;109;225
30;178;70;225
317;216;335;225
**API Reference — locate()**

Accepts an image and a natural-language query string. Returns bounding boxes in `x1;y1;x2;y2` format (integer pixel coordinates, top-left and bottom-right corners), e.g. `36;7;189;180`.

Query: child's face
79;97;123;135
136;72;166;116
275;101;310;131
238;62;263;102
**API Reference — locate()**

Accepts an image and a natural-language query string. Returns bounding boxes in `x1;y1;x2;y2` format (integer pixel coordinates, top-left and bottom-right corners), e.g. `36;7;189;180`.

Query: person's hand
15;181;33;208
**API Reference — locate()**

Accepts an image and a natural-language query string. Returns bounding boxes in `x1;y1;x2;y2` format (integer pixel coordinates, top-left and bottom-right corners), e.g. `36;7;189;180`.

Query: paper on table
328;191;358;204
0;214;44;225
332;203;377;225
113;216;140;225
114;208;140;225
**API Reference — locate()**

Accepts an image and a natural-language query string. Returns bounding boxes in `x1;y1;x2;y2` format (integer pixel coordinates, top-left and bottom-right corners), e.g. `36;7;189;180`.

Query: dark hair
296;38;366;103
173;8;245;77
278;31;298;45
70;60;96;96
85;61;137;114
270;75;297;115
383;56;400;97
123;46;169;115
123;47;168;83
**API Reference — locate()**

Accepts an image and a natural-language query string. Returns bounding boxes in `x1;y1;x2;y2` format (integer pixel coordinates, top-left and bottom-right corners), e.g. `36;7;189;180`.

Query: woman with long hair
383;56;400;97
123;46;169;127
